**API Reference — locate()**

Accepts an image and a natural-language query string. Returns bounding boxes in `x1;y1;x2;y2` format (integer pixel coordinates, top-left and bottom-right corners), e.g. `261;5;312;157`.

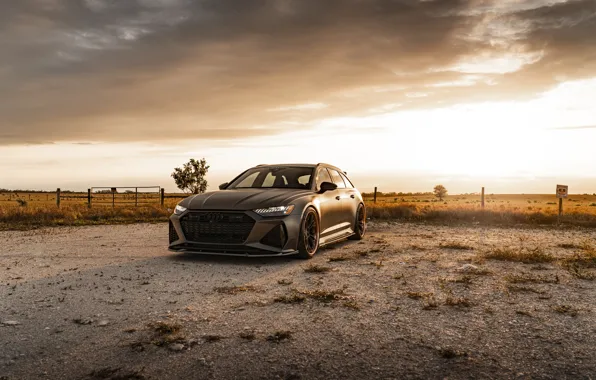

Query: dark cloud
1;0;595;144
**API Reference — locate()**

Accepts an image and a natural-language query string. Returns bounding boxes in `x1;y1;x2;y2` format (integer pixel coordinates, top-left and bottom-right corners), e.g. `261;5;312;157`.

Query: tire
348;204;366;240
296;207;320;259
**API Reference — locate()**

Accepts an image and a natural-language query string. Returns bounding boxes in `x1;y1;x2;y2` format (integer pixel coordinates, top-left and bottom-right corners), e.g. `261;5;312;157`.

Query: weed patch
266;331;292;343
440;242;474;250
297;289;347;303
406;291;433;299
274;294;306;304
303;264;333;273
505;273;559;284
444;296;471;307
484;247;555;264
552;305;579;316
214;285;259;294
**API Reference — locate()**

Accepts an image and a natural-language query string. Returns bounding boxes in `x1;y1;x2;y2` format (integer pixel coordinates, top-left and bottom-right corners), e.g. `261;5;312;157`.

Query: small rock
169;343;185;352
1;321;21;326
97;320;110;327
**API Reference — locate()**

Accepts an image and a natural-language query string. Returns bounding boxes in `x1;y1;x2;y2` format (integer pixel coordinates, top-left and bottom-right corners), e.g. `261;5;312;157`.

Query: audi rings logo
203;212;224;223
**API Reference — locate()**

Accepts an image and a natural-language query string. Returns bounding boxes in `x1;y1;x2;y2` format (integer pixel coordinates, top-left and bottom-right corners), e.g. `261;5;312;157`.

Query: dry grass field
2;192;596;230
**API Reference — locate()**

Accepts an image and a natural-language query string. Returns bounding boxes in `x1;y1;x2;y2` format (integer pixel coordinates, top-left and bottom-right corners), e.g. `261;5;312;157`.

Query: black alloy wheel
349;204;366;240
297;208;320;259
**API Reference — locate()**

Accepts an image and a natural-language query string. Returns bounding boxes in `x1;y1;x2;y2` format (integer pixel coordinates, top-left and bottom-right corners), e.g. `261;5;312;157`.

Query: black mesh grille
180;212;255;244
169;220;179;244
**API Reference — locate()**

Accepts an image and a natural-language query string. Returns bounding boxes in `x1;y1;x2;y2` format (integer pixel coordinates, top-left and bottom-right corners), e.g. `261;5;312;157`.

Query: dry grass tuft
439;242;474;250
328;255;352;262
214;285;259;295
483;247;555;264
505;273;559;284
303;264;333;273
560;243;596;280
239;331;256;341
203;335;223;343
342;300;361;310
273;294;306;304
444;296;471;307
552;305;579;316
151;321;181;336
266;331;292;343
406;291;433;299
297;289;346;303
506;285;545;294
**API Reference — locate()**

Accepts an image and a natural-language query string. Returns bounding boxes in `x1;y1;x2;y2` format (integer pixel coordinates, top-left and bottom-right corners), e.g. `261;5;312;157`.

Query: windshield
227;166;314;190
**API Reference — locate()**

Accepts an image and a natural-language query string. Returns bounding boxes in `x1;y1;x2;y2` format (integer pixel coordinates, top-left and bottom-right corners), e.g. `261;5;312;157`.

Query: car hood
186;189;312;210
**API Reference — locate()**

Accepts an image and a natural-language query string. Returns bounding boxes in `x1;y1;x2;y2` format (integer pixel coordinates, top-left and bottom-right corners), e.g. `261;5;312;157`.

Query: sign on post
556;185;568;199
556;184;568;225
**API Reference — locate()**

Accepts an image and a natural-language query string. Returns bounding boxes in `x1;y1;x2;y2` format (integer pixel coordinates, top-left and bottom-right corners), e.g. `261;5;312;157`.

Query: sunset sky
1;0;595;193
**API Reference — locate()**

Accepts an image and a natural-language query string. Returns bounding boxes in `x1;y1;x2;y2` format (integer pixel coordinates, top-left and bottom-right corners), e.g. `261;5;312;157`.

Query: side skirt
319;228;354;247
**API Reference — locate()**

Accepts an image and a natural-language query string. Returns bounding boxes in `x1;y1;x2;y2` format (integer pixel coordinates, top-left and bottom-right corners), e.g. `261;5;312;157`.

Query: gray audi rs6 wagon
168;163;366;259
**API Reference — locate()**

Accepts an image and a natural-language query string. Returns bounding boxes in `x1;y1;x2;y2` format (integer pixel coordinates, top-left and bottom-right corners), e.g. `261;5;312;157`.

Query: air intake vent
169;220;179;244
260;224;287;248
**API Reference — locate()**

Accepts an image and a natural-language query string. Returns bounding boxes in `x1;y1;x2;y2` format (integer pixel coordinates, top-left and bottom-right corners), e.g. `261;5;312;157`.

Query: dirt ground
1;222;595;380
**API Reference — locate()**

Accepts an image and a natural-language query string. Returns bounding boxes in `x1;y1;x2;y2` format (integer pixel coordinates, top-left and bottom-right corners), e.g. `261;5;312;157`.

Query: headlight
253;205;295;217
174;204;187;215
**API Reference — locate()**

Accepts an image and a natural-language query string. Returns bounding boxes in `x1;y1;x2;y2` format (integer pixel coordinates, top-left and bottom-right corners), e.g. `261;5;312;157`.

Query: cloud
1;0;595;145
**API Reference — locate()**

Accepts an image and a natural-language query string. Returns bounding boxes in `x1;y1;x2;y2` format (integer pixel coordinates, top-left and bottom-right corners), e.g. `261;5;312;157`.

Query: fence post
373;187;377;203
481;187;485;209
135;187;138;207
88;189;92;208
56;188;61;208
160;188;165;206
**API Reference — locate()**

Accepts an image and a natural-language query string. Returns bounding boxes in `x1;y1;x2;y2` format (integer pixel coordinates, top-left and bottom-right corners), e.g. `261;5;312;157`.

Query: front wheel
348;204;366;240
296;208;320;259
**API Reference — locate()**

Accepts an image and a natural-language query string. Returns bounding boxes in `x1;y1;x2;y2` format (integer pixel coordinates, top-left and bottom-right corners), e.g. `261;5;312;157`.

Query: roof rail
256;164;268;167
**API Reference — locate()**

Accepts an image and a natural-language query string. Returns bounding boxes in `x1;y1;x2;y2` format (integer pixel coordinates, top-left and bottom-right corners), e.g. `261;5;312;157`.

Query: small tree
171;158;210;194
433;184;447;201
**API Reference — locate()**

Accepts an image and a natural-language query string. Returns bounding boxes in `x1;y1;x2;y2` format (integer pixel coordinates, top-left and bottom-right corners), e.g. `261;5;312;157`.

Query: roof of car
254;163;347;172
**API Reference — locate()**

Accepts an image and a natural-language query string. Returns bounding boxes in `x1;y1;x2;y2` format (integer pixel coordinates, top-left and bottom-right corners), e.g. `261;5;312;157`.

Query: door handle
350;194;355;199
335;196;340;200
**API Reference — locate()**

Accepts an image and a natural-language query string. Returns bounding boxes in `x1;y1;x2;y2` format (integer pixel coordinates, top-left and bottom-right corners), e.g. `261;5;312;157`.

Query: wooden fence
0;188;188;208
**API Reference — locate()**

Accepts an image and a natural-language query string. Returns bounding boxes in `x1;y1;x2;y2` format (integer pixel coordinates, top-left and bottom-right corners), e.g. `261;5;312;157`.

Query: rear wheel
349;204;366;240
296;208;320;259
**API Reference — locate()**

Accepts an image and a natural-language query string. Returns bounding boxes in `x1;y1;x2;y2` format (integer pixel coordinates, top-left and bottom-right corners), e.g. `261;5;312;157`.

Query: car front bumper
168;210;302;256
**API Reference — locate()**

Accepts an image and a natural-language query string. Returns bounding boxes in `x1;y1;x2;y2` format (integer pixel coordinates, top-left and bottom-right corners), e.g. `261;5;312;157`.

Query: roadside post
56;188;61;208
111;187;117;208
87;189;92;208
373;187;377;203
481;187;485;209
556;184;568;225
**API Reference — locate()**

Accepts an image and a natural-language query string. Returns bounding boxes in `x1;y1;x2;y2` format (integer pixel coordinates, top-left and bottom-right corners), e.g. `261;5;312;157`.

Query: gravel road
1;223;595;380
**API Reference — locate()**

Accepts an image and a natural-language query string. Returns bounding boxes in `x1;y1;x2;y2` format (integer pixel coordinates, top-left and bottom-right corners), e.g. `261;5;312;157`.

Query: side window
328;169;346;189
298;175;310;185
315;168;333;190
340;172;354;188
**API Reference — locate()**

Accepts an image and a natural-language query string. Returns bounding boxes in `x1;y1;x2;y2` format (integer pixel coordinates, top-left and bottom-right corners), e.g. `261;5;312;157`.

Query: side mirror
319;182;338;193
219;182;229;190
